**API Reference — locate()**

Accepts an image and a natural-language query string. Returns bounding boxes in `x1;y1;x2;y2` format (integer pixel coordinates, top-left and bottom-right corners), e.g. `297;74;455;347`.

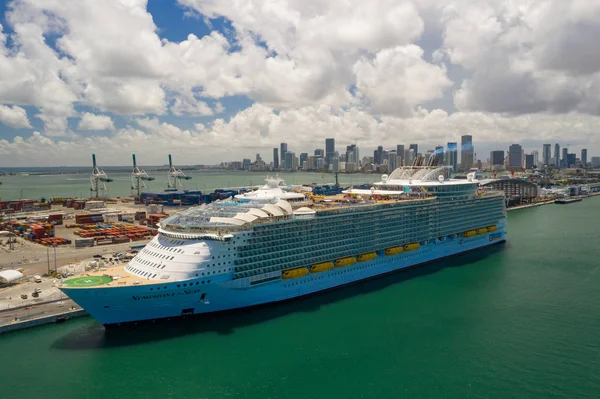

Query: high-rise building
446;142;458;172
280;143;287;162
525;154;534;169
388;150;397;172
314;149;324;158
460;135;474;171
582;149;588;167
554;143;560;167
346;144;359;165
409;144;418;157
435;145;444;165
508;144;523;169
299;153;308;168
561;148;568;167
325;138;335;167
591;157;600;168
542;144;551;166
566;153;576;168
284;151;295;170
273;148;279;169
396;145;405;166
490;150;505;169
374;146;383;165
531;150;539;168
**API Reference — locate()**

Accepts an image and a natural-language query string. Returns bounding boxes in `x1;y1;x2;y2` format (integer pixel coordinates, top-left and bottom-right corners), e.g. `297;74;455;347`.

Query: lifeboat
463;230;476;237
487;225;498;232
385;246;403;256
357;252;377;262
403;243;420;251
476;228;488;235
281;267;309;280
334;256;356;267
310;261;334;273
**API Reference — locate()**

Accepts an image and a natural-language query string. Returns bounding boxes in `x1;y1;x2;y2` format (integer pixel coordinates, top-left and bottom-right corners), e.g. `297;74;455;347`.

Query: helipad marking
62;275;112;287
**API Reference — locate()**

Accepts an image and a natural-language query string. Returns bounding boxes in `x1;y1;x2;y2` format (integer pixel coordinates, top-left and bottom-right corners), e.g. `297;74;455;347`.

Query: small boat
282;267;309;279
463;230;476;237
357;252;377;262
334;257;356;267
486;225;498;232
476;228;488;235
385;246;403;256
403;243;420;251
54;315;68;323
310;262;334;273
554;197;582;204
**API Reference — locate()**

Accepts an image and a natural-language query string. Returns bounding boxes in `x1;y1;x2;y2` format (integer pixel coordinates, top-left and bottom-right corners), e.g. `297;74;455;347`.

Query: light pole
0;231;17;252
53;245;57;273
46;246;50;274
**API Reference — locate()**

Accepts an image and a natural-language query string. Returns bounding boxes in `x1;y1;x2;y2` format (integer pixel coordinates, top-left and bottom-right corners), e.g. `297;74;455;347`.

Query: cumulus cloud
0;104;32;128
1;106;598;166
437;0;600;115
77;112;115;131
1;0;600;163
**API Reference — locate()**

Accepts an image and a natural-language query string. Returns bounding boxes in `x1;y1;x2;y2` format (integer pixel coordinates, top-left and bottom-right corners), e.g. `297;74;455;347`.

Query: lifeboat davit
385;246;403;256
487;225;498;232
310;261;334;273
282;267;309;279
476;228;488;235
357;252;377;262
334;257;356;267
463;230;476;237
403;243;420;251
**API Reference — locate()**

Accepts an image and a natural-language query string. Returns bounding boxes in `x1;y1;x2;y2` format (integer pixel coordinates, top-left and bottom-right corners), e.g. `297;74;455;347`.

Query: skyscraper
562;147;568;167
396;145;404;166
582;149;588;167
374;146;383;165
490;150;505;169
554;143;560;167
525;154;534;169
435;145;444;164
314;149;324;157
531;150;539;168
325;138;335;167
273;148;279;169
280;143;287;162
409;144;418;156
542;144;551;166
460;135;474;171
346;144;359;164
284;151;295;170
299;153;308;168
508;144;523;169
446;142;458;172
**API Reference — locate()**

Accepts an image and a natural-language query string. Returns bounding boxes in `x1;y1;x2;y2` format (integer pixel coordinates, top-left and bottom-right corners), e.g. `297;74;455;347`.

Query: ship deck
61;264;162;289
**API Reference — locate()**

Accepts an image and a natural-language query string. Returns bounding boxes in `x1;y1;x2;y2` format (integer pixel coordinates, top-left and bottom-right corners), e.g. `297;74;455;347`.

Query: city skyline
1;1;600;167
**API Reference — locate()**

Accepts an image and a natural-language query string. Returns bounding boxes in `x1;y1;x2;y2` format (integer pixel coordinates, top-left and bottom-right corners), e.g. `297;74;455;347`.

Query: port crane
167;154;192;189
90;154;113;198
131;153;155;198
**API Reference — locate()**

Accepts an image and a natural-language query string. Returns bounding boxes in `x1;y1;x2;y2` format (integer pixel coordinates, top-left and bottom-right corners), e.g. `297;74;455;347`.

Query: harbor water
0;168;378;201
1;194;599;398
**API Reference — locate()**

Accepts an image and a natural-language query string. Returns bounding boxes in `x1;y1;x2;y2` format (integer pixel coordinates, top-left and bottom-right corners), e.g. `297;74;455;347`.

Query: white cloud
77;112;115;131
354;45;452;116
1;106;599;166
0;104;32;128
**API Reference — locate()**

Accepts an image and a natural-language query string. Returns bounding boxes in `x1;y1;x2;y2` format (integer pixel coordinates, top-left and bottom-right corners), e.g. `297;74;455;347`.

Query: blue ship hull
61;226;506;327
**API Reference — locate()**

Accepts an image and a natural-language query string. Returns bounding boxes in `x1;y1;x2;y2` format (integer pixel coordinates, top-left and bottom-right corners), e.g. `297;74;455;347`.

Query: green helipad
62;275;112;287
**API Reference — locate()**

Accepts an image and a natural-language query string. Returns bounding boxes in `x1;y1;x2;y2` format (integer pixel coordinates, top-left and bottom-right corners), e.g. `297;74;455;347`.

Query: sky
0;0;599;166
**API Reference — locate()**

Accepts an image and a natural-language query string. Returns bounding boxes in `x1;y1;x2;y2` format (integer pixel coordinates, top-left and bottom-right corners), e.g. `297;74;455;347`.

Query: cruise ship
60;163;507;327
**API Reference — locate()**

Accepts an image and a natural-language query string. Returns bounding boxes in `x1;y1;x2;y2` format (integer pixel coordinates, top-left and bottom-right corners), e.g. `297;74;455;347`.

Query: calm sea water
0;169;379;201
1;198;599;399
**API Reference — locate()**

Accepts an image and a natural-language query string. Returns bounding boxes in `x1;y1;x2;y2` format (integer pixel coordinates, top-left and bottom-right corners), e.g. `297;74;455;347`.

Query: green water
1;198;600;399
0;170;378;201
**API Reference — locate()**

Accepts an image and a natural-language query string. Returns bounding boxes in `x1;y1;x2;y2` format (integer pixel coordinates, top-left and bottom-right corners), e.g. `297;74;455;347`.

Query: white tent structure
0;270;24;283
